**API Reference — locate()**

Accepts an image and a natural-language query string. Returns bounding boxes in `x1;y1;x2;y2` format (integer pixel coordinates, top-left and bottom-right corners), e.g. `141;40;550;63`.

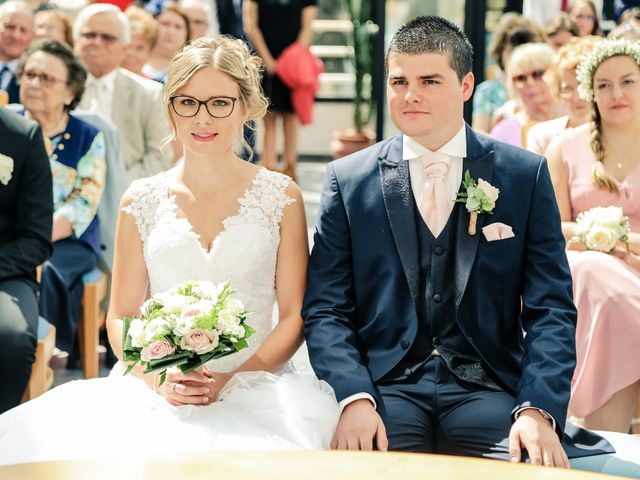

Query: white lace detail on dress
121;168;294;372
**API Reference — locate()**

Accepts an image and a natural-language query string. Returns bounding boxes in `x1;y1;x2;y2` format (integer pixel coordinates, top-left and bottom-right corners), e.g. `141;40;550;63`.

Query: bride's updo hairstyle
164;36;268;158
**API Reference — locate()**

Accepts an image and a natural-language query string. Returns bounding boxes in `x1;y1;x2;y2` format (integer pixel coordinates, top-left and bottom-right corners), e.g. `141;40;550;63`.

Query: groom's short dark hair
385;16;473;82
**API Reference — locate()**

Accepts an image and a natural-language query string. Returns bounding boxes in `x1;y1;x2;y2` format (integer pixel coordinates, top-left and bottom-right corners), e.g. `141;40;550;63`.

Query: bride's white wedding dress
0;168;339;466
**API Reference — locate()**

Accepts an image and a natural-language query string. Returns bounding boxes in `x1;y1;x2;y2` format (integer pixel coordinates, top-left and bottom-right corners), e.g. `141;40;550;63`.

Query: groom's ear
461;72;475;102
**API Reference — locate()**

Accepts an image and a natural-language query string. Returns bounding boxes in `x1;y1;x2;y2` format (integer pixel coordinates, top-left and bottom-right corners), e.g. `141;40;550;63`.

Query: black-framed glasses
512;69;546;86
21;69;68;88
79;31;119;44
170;95;239;118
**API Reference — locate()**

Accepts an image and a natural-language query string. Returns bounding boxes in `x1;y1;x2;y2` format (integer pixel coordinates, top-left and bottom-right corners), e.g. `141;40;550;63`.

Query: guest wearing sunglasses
74;3;172;181
14;39;106;359
490;43;564;148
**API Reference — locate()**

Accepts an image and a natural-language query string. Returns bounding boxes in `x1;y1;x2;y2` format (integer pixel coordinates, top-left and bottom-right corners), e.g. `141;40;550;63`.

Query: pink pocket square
482;222;515;241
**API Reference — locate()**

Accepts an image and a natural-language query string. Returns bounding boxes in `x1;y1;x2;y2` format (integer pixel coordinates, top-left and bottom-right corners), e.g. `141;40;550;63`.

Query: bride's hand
155;367;214;406
202;370;234;404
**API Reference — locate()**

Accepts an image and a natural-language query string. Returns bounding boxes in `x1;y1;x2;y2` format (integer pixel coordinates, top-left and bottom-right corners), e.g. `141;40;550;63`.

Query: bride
0;36;339;465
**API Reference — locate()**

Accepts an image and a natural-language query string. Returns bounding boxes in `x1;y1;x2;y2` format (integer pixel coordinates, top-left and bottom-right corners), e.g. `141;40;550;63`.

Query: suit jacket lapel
112;69;129;128
379;135;420;305
454;125;495;308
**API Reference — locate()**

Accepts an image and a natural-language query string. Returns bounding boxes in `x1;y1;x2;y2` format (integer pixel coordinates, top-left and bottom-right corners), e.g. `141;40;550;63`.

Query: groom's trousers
377;355;517;460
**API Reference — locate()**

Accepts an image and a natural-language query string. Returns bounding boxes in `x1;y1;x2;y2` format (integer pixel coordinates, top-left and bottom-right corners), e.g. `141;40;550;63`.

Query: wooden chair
78;267;107;379
22;317;56;402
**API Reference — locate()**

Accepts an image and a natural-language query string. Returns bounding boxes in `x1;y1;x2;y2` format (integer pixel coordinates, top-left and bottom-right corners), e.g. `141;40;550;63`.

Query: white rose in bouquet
173;316;195;337
585;226;617;252
127;318;147;348
143;316;174;343
155;293;190;314
217;308;244;338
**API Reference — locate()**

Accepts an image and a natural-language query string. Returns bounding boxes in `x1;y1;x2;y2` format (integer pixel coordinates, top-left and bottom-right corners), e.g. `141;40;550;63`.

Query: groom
303;16;611;466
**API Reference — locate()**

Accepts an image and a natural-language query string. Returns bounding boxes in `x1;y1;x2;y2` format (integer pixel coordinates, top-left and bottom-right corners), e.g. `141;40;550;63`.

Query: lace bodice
123;168;294;371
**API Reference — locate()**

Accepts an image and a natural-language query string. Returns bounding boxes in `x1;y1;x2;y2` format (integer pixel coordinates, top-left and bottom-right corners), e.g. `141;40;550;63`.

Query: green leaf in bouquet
242;323;255;337
123;361;138;376
232;338;248;351
143;351;193;374
158;370;167;386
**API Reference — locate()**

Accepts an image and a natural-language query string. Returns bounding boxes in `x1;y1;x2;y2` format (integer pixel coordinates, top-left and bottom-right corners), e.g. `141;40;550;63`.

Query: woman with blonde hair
490;42;564;148
472;13;546;134
546;39;640;434
0;36;339;466
122;6;159;78
527;35;601;155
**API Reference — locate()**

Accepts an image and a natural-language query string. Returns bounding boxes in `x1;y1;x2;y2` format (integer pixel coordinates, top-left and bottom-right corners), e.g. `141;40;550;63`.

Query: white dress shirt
0;59;19;91
79;69;118;121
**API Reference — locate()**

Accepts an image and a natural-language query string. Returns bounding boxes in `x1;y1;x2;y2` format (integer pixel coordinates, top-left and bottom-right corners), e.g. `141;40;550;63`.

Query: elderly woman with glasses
490;42;565;148
526;36;601;155
16;39;106;360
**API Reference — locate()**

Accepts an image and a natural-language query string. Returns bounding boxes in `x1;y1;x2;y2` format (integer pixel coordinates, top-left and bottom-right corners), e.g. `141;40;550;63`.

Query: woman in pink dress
547;39;640;433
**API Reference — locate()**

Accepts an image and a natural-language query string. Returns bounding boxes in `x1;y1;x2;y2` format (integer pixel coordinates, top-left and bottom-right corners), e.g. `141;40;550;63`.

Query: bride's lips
192;132;217;142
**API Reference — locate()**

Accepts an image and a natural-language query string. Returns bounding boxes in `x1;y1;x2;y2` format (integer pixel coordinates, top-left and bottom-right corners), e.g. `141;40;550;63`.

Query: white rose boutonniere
455;170;500;235
0;153;14;186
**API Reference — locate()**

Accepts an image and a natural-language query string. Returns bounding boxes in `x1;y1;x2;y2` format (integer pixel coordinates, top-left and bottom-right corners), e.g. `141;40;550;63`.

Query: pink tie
418;153;451;237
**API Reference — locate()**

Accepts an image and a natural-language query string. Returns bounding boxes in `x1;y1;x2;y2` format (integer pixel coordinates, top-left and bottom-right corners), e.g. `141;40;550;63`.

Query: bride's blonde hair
164;36;268;160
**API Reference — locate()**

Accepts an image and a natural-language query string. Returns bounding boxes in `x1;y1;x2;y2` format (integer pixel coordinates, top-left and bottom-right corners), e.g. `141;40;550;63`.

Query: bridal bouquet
568;206;630;253
122;280;254;385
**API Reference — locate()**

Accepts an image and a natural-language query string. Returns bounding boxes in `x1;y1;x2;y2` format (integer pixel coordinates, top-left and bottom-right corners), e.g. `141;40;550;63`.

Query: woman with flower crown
0;36;339;465
546;39;640;434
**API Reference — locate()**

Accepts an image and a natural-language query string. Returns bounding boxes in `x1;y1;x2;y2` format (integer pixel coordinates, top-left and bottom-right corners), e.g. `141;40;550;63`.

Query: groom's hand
331;399;388;451
508;409;570;468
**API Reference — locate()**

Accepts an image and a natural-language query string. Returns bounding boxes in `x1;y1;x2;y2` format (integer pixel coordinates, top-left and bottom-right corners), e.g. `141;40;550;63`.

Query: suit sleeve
0;124;53;281
302;164;378;403
127;84;172;181
513;158;577;436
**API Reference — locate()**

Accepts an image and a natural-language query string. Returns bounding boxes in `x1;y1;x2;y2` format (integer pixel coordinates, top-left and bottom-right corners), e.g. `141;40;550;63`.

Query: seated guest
527;36;601;155
472;13;546;134
569;0;603;37
0;1;33;105
34;6;74;47
179;0;216;40
122;6;158;78
547;39;640;433
142;2;190;83
545;13;578;50
0;109;52;414
17;39;106;358
490;42;564;148
608;20;640;41
74;3;172;181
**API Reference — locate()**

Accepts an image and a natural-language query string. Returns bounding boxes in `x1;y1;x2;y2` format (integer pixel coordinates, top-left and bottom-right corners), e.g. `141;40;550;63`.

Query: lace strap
121;174;168;243
233;169;295;231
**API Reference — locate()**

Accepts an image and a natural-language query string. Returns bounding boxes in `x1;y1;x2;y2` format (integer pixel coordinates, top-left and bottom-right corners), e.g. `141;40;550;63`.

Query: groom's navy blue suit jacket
303;125;578;436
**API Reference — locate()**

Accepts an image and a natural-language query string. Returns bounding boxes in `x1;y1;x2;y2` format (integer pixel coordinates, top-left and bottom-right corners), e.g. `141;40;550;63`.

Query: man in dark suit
303;16;612;467
0;108;52;413
0;1;33;105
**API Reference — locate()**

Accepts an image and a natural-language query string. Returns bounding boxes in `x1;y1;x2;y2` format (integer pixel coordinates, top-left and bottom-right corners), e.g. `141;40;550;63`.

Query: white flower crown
576;39;640;101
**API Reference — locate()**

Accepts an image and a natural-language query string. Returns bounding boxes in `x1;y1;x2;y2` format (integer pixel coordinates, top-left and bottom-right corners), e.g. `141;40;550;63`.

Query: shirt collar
2;59;19;73
402;123;467;160
87;68;118;93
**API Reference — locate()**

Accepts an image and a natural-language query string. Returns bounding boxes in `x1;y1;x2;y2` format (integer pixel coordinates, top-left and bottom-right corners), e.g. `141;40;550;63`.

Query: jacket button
434;246;444;255
401;339;409;349
433;293;441;303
